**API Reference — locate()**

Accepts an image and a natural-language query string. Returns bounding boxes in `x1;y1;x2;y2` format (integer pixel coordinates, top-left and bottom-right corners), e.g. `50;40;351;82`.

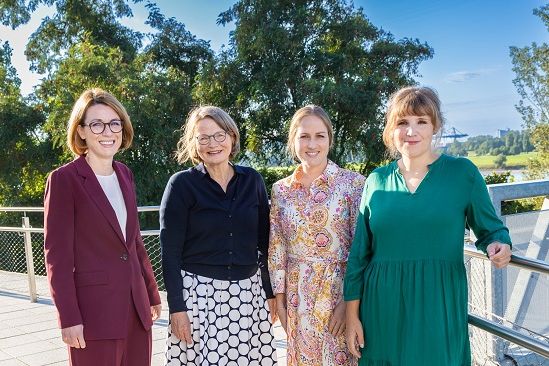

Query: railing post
22;217;37;302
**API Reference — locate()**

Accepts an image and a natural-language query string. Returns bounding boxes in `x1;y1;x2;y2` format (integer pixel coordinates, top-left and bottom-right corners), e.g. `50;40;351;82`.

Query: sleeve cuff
167;295;187;314
475;229;512;253
271;270;286;294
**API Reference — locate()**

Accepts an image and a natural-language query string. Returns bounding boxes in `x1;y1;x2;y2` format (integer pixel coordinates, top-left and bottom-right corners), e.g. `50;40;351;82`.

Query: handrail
0;226;44;233
0;206;161;213
0;227;161;235
468;314;549;358
0;207;44;212
1;230;547;275
464;244;549;275
138;206;160;212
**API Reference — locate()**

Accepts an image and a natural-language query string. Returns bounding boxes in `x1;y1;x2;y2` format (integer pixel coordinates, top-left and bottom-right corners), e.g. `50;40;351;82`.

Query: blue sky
1;0;547;137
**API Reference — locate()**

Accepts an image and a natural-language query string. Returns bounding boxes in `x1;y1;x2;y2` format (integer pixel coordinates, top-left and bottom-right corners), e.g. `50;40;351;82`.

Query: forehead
85;103;119;120
195;117;224;134
297;115;328;132
392;98;435;120
398;114;432;121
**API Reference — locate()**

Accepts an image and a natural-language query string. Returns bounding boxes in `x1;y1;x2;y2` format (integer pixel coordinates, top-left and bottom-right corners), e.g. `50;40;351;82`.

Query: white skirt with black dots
164;269;278;366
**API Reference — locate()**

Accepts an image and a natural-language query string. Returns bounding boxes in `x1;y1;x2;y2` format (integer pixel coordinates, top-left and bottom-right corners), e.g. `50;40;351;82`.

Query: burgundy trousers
69;301;152;366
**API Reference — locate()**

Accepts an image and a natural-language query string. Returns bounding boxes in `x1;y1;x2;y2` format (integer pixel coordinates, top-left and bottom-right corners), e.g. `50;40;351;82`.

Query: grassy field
465;152;538;169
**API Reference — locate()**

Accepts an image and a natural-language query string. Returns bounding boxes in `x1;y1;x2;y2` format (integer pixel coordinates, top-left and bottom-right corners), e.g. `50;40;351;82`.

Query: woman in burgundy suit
44;88;162;366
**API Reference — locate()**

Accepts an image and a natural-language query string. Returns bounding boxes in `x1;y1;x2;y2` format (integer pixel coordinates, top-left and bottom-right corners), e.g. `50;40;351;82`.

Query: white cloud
444;67;501;83
445;71;482;82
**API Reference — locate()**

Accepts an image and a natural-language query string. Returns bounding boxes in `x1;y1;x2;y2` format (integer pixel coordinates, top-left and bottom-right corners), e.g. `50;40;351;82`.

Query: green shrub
483;171;544;214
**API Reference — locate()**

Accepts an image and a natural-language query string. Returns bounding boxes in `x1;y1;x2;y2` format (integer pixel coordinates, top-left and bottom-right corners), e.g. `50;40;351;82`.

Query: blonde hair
287;105;334;160
176;106;241;165
67;88;133;156
382;86;444;157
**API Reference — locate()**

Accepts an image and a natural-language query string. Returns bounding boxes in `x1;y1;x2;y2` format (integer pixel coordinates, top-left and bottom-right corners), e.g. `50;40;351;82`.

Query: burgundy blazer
44;155;161;340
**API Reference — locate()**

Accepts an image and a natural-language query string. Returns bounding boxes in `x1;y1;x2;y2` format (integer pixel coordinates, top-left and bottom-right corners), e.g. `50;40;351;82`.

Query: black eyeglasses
81;119;123;134
196;131;228;145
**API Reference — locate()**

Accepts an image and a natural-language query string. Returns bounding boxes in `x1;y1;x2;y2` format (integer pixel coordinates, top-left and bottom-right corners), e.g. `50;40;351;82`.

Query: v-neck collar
392;154;445;195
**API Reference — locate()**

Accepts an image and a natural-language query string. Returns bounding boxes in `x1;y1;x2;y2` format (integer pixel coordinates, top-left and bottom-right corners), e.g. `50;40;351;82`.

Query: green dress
344;154;511;366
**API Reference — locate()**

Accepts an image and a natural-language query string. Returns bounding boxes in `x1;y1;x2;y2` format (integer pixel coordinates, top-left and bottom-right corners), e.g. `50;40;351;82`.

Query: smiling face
77;103;123;162
392;114;435;160
195;117;234;168
294;115;330;169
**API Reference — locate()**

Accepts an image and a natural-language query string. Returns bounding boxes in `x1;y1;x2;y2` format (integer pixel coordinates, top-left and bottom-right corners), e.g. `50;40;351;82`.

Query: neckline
393;154;445;194
393;153;445;173
95;172;117;178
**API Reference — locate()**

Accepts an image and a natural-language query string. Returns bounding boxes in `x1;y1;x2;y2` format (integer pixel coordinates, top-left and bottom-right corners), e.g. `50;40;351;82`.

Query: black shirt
160;163;273;313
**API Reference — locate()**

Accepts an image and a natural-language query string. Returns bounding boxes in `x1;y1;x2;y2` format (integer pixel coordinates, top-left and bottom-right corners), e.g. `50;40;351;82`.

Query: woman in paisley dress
269;105;365;366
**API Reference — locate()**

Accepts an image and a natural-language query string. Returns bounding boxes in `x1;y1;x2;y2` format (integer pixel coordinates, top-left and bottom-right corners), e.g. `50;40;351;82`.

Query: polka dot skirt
165;270;278;365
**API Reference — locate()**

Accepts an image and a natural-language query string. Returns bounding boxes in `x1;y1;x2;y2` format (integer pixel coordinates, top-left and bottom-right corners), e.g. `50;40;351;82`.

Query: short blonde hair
287;105;334;160
382;86;444;156
67;88;133;156
176;106;241;165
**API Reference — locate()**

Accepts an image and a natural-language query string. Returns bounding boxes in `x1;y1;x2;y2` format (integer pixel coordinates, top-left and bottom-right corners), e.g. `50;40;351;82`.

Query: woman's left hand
151;304;162;321
328;301;346;337
486;242;512;269
267;298;278;323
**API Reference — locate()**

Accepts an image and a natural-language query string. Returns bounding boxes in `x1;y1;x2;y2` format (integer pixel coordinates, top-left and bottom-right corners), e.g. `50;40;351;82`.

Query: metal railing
464;244;549;276
1;199;548;364
464;245;549;359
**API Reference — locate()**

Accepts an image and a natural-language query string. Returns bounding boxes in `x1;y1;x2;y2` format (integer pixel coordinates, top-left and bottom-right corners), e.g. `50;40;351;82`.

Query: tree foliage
1;0;433;206
1;1;214;207
37;37;210;206
196;0;433;166
0;0;42;28
25;0;144;73
445;130;534;157
0;41;54;205
510;4;549;178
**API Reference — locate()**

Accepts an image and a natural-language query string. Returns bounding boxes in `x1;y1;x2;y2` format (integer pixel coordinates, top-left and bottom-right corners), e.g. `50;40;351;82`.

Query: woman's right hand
170;311;193;346
275;293;288;332
345;300;364;358
346;315;364;358
61;324;86;348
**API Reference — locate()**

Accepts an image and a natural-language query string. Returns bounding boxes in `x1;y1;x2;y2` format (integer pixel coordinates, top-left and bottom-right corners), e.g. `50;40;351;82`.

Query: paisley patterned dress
269;161;365;366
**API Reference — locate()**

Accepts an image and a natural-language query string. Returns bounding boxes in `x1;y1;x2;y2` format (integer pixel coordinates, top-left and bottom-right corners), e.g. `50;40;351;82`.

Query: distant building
497;128;511;138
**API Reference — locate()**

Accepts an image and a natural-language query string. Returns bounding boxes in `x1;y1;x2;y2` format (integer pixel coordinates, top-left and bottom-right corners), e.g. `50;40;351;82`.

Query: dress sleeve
466;168;512;253
43;169;83;328
344;182;373;301
160;176;188;313
348;175;367;241
268;184;287;295
256;172;274;299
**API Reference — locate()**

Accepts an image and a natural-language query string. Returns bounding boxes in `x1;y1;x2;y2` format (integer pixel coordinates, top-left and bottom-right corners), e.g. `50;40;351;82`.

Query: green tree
28;0;143;73
510;4;549;178
2;2;213;208
446;140;467;157
37;36;210;207
494;154;507;169
0;41;55;206
196;0;433;166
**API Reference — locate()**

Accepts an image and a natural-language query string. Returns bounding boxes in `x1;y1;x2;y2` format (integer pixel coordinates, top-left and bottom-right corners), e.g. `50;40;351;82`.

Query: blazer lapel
74;156;126;246
113;162;137;247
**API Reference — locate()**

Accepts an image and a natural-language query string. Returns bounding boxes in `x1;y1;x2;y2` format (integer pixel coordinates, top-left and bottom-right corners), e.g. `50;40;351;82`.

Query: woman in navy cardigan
160;106;277;365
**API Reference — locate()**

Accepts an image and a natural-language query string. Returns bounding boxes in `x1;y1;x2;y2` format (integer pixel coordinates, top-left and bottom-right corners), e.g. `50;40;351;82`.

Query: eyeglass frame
80;119;124;135
195;131;229;145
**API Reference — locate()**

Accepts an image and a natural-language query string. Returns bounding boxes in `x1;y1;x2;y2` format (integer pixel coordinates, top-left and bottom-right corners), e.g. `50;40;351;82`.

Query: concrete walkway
0;271;287;366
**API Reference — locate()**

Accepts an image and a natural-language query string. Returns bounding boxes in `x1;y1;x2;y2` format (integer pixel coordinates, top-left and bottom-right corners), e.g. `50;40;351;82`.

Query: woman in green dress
344;86;512;365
